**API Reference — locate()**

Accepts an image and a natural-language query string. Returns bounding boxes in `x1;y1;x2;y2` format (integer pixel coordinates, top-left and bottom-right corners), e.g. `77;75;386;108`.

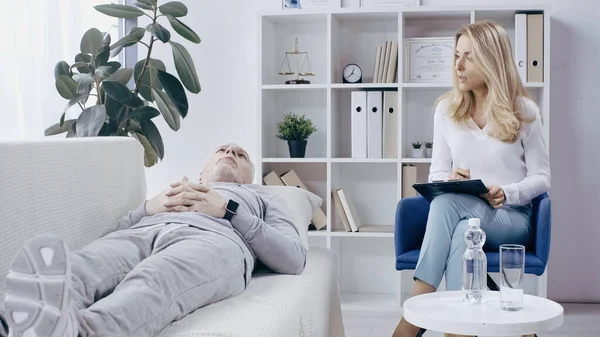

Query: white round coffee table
403;291;563;336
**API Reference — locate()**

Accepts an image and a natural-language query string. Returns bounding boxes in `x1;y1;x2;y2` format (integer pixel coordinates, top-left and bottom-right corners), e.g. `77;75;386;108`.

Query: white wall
145;0;600;303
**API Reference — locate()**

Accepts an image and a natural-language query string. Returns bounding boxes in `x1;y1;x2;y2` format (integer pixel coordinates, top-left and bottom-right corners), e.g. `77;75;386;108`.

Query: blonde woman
392;20;550;337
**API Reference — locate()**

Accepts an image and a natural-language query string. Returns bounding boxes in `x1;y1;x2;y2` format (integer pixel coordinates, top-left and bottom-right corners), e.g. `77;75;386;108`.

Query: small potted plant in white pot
411;141;423;158
424;139;433;158
276;112;317;158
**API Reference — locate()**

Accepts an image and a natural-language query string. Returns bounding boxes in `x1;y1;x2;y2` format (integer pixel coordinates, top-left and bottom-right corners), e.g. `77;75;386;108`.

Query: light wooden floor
342;303;600;337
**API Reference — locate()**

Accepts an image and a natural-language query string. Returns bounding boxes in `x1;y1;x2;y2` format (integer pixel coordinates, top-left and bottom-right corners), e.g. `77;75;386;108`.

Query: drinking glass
499;244;525;311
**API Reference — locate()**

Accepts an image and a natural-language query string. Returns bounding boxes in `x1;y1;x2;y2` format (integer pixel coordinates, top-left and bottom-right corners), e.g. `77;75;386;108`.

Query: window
0;0;128;139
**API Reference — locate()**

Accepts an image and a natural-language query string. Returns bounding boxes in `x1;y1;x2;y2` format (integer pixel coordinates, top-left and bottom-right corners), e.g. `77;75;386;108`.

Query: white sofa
0;137;345;337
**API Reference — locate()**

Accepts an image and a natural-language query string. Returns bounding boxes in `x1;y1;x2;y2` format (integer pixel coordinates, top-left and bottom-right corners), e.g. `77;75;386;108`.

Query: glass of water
499;244;525;311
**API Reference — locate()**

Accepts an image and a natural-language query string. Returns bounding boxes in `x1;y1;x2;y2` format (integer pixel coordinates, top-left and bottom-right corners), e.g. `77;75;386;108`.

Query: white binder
351;91;367;158
367;91;382;158
514;14;527;83
383;91;398;158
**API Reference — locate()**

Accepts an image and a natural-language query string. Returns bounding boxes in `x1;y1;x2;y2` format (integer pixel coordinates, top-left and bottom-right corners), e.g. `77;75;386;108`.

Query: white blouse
428;97;551;206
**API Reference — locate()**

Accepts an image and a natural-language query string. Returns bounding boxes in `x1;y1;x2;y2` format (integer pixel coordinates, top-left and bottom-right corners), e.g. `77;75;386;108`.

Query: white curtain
0;0;121;139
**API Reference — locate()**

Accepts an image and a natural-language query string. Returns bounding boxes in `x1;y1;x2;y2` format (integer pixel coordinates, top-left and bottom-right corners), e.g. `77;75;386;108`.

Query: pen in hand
449;168;471;181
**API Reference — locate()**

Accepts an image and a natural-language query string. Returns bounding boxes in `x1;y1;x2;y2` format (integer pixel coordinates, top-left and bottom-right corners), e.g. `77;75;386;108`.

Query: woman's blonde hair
437;20;534;143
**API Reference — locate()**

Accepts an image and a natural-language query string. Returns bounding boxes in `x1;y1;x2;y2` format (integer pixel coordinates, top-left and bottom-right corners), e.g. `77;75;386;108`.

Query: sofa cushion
250;185;322;250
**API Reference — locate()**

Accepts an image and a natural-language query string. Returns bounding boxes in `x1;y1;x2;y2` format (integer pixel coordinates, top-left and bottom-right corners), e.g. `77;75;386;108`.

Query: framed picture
361;0;419;7
283;0;341;9
404;37;455;83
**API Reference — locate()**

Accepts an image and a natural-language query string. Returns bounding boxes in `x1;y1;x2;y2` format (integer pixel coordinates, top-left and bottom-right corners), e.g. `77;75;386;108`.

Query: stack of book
372;40;398;83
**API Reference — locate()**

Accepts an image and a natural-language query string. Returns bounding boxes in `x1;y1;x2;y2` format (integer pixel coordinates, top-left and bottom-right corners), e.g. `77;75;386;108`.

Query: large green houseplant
45;0;201;167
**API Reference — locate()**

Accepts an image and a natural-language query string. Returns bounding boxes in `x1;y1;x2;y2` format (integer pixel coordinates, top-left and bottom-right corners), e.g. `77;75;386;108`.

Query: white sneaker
4;234;78;337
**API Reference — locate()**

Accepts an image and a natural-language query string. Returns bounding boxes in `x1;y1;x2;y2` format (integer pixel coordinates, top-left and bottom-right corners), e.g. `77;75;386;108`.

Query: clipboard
412;179;488;203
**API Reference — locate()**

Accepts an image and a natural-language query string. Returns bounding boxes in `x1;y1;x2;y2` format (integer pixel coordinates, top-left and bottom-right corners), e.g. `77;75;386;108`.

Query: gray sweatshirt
108;182;307;284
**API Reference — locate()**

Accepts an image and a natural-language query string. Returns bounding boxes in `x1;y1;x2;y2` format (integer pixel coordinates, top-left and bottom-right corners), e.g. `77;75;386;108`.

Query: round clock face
343;64;362;83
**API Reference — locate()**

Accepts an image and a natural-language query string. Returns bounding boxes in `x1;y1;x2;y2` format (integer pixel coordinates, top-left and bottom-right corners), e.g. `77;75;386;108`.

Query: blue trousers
414;193;533;291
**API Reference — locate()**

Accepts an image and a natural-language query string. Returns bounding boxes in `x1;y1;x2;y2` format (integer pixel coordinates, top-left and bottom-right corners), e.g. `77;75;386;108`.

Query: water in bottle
462;218;487;304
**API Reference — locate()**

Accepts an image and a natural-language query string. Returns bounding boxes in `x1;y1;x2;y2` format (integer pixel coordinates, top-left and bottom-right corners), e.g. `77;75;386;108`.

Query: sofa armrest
532;193;551;267
394;196;430;256
0;137;147;298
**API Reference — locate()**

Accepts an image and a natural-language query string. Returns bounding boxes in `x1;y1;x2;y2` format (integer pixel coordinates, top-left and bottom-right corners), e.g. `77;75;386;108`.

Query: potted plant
411;141;423;158
276;112;317;158
44;0;201;167
424;139;433;158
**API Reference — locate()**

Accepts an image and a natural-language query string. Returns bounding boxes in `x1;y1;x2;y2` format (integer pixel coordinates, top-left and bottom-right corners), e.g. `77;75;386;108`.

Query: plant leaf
102;80;133;106
129;27;146;40
66;121;77;138
104;94;124;120
141;119;164;159
134;58;166;101
169;41;200;94
127;106;160;121
80;28;103;54
134;2;154;10
156;69;188;118
95;66;113;78
55;75;78;99
74;54;93;73
137;0;155;6
61;93;90;118
107;61;121;73
130;132;158;167
110;34;139;51
159;1;187;17
54;61;71;79
94;4;145;18
151;87;180;131
72;73;95;95
147;23;170;43
76;105;107;137
60;112;66;127
45;119;76;136
107;68;133;84
165;15;200;44
95;33;111;67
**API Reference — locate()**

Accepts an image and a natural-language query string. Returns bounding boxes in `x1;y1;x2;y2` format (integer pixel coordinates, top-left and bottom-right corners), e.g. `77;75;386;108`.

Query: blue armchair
394;192;551;296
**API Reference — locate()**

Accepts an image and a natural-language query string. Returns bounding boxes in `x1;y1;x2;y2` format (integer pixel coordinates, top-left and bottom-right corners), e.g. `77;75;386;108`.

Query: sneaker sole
4;234;71;337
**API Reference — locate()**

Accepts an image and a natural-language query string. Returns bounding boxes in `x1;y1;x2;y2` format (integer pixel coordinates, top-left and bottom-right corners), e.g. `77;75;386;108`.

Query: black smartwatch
223;199;239;221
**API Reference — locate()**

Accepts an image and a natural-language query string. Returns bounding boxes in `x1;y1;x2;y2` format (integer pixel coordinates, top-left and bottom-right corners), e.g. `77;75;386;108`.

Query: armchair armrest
532;193;551;268
394;196;430;256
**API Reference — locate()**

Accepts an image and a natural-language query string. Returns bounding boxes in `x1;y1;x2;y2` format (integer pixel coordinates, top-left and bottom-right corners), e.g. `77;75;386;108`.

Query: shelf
262;158;327;163
261;84;328;90
331;83;398;90
402;158;431;164
402;82;452;88
261;14;327;85
402;82;545;89
524;82;545;88
330;158;397;163
261;12;328;25
403;10;470;39
259;5;551;310
341;292;400;312
331;10;398;84
331;163;397;233
261;89;327;158
307;230;329;237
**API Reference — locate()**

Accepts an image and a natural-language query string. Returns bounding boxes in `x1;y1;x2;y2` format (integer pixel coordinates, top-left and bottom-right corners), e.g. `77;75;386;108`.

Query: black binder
412;179;488;202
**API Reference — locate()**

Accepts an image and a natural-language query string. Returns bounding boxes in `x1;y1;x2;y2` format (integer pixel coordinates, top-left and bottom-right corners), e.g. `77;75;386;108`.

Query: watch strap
223;199;239;221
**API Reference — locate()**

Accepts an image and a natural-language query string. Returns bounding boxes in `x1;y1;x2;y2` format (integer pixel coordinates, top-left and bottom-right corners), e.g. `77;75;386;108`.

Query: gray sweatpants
70;223;247;337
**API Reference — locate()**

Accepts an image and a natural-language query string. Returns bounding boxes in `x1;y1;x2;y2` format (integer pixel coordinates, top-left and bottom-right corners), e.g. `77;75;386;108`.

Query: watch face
343;64;361;83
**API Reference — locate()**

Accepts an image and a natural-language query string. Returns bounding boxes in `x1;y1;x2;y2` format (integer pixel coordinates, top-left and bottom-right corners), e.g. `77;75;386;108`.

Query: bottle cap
468;218;480;227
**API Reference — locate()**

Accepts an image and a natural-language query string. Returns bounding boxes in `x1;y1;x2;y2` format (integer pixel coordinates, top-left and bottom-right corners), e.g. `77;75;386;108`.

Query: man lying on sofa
1;143;307;337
